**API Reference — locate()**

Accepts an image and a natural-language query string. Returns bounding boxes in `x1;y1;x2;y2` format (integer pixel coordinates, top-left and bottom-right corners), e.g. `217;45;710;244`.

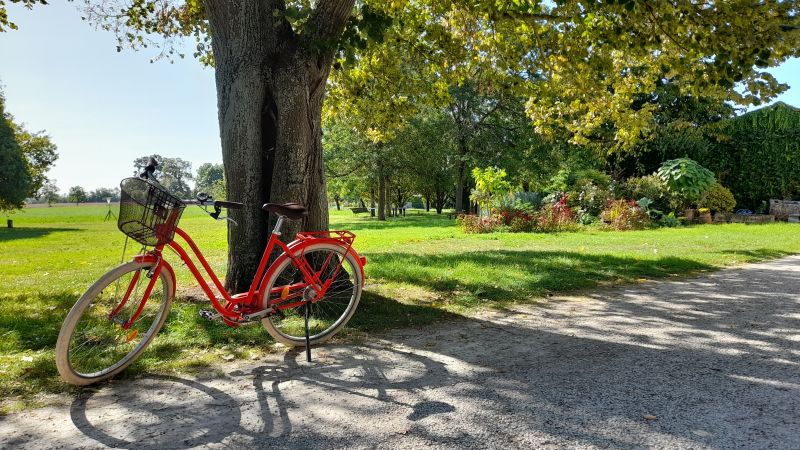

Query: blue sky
1;2;799;192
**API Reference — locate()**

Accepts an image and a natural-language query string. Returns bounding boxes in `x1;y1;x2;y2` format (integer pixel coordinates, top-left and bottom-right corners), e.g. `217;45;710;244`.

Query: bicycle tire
55;261;173;385
260;242;362;346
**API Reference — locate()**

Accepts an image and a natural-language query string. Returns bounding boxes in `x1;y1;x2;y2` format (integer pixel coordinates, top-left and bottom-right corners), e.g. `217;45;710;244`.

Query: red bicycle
55;160;365;386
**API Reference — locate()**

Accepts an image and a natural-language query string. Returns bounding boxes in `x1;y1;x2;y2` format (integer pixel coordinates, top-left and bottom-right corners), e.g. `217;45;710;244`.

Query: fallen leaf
221;354;235;361
643;414;657;421
22;356;33;362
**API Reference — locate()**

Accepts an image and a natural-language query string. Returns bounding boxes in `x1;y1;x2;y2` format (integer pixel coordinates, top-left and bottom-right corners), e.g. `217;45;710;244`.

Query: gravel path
2;256;799;449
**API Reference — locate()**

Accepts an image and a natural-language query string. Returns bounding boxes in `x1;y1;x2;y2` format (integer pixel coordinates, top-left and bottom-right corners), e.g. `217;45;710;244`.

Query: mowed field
2;204;800;412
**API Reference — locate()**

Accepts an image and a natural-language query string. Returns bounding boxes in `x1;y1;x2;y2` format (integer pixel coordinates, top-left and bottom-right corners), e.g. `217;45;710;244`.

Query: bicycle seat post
272;215;285;236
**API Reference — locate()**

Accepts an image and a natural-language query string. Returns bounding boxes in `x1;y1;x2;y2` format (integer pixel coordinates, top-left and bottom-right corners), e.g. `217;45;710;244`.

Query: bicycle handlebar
139;157;158;179
183;199;244;210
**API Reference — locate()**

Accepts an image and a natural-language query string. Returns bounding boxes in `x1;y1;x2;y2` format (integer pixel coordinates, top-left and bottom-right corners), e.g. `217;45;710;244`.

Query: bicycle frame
124;216;366;328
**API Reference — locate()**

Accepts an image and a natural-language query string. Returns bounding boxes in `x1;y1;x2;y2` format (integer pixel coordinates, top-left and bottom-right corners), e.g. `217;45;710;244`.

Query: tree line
27;158;226;207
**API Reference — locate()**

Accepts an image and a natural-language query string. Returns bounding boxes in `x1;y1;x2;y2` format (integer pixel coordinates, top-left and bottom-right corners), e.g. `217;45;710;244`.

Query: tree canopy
0;90;58;212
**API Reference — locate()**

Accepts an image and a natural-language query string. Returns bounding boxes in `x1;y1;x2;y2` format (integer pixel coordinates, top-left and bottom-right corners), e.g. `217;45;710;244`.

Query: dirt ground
1;256;799;449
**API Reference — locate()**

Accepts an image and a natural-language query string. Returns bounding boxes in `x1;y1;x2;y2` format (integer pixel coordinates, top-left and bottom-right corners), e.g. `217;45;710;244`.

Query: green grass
2;204;800;412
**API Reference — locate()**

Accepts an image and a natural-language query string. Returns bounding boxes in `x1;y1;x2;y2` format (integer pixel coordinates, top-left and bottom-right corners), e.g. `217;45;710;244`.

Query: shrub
657;158;715;204
509;215;536;232
600;199;650;230
623;174;673;212
570;182;613;216
536;195;577;232
457;214;504;234
699;183;736;213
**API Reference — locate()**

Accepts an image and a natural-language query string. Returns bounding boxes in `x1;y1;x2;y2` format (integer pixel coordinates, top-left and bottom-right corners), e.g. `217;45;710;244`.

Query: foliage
703;103;800;208
535;195;577;233
11;123;58;199
0;0;47;32
657;158;715;204
37;180;59;206
86;187;120;203
457;214;504;234
0;93;30;212
194;163;223;196
699;183;736;213
133;155;193;198
470;167;512;216
67;186;87;205
495;194;536;232
600;199;650;231
623;174;673;213
657;212;680;228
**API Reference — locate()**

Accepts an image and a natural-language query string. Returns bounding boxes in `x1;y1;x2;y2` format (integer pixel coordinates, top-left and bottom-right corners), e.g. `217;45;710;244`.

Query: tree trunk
204;0;352;293
369;188;375;217
425;195;430;212
377;163;386;221
334;195;341;211
453;134;470;213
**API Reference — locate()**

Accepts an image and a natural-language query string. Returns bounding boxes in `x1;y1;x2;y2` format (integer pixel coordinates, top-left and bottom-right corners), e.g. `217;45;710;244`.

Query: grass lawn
2;204;799;412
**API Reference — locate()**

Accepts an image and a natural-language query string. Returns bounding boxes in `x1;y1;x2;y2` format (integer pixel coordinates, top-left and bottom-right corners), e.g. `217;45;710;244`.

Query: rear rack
296;230;356;245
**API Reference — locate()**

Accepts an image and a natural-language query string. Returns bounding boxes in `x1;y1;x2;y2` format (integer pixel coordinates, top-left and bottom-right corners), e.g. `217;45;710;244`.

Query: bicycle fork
108;261;163;333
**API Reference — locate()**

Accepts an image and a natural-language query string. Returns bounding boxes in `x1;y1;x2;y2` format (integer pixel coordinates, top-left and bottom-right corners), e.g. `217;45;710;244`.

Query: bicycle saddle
262;202;308;220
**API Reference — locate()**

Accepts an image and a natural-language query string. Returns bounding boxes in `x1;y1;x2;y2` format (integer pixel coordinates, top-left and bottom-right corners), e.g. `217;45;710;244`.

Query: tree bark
369;188;375;217
204;0;353;293
377;162;386;221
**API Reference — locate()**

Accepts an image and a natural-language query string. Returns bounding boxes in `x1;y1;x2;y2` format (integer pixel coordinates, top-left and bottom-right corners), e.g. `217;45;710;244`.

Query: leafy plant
699;183;736;213
457;214;504;234
536;195;577;232
600;199;650;230
657;158;715;203
623;174;675;214
470;167;512;216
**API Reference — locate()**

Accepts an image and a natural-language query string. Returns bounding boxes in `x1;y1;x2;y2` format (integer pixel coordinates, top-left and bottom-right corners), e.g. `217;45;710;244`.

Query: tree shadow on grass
366;250;715;306
0;227;80;242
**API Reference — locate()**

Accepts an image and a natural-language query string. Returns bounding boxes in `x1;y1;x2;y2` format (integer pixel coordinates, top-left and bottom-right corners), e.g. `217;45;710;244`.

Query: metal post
304;300;311;362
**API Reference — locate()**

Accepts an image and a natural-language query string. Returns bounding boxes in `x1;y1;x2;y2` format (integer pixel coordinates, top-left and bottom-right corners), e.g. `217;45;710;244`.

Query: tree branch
302;0;355;49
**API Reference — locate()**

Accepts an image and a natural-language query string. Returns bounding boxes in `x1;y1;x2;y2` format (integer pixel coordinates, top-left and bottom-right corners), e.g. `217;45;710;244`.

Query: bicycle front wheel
261;243;362;346
55;260;173;385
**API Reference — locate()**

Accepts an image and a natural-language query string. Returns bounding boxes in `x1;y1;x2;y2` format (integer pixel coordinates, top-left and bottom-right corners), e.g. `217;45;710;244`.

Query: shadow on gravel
60;258;800;449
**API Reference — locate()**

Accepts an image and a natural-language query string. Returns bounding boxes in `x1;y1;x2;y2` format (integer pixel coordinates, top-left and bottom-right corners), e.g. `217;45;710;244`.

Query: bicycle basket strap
118;177;186;246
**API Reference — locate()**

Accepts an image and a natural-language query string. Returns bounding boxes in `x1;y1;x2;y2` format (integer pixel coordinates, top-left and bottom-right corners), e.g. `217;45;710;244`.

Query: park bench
350;207;369;214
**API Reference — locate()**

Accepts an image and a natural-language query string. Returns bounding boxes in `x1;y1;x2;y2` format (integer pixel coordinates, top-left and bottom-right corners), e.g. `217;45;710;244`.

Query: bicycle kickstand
304;300;312;362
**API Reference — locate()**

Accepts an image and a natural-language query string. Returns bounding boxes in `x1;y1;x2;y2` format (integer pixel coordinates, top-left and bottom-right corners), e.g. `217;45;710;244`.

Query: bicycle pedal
198;309;221;321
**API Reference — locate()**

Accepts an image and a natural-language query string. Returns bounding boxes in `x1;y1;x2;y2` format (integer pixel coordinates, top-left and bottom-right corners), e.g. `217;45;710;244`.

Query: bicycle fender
287;238;366;286
132;255;177;299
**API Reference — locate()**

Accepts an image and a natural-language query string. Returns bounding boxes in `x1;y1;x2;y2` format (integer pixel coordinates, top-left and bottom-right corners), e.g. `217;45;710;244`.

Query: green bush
657;158;715;205
622;174;677;213
600;199;650;230
699;183;736;213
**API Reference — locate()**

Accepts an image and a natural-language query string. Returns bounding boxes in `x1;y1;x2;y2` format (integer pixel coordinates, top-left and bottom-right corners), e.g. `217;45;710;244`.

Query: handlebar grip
139;157;158;179
214;200;244;210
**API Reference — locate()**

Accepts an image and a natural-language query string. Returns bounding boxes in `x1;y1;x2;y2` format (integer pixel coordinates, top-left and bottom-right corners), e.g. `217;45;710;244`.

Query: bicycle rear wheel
261;243;362;346
55;261;173;385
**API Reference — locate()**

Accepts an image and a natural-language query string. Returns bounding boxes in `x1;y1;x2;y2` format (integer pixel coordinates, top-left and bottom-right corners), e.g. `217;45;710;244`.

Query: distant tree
194;163;224;196
38;180;60;206
68;186;88;205
133;155;193;198
88;187;120;202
